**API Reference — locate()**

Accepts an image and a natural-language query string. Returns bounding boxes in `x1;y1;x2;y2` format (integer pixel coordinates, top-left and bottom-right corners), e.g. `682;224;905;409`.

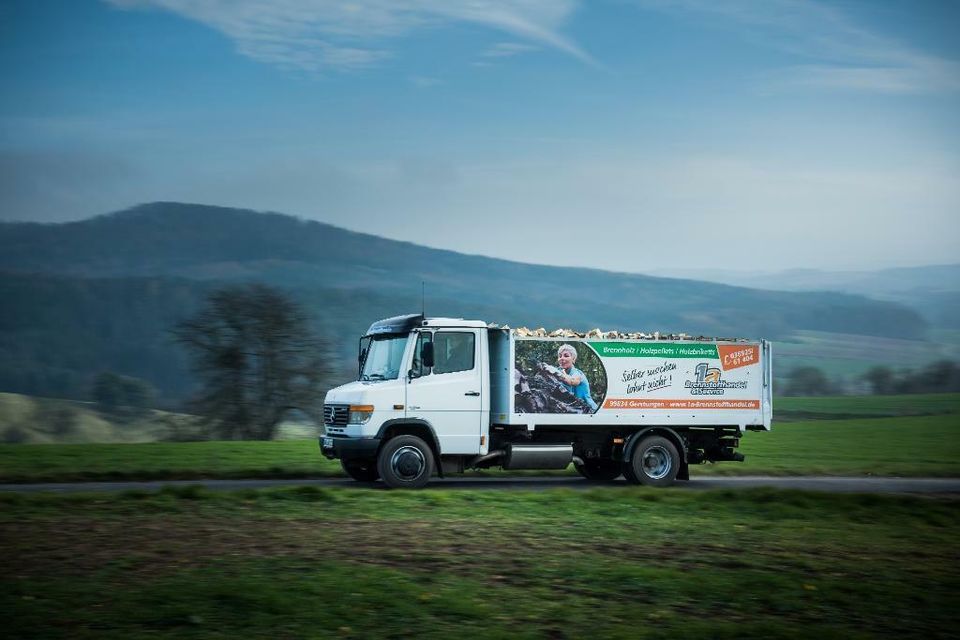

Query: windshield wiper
366;373;386;380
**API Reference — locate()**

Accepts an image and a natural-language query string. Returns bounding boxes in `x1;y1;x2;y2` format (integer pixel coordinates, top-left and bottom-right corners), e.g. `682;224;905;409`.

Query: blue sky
1;0;958;272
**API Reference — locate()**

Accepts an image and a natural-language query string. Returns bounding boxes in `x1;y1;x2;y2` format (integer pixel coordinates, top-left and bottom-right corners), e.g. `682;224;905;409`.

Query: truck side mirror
422;342;434;368
358;347;367;375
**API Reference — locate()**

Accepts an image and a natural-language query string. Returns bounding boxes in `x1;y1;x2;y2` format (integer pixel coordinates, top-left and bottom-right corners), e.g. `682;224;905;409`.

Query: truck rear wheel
629;436;680;487
377;435;435;489
341;459;379;482
574;459;622;482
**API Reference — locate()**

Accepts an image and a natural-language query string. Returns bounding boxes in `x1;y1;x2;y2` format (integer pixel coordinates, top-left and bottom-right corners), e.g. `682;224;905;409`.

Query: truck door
406;329;483;455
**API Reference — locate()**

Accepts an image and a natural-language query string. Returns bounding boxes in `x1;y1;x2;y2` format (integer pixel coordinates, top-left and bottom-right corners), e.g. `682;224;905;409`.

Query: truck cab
321;314;490;487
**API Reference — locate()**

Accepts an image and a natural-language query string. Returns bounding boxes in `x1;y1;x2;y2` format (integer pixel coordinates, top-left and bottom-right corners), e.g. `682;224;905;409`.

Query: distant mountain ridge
0;202;934;402
0;202;926;338
649;264;960;330
651;265;960;296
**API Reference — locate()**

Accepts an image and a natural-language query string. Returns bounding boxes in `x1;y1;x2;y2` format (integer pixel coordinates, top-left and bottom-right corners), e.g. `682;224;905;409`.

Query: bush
92;372;155;413
785;366;834;396
2;426;29;444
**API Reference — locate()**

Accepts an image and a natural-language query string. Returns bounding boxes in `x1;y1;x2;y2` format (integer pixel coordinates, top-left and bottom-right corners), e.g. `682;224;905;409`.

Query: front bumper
319;435;381;461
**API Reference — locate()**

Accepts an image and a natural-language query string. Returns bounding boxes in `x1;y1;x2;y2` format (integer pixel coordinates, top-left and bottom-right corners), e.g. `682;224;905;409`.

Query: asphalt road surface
1;476;958;494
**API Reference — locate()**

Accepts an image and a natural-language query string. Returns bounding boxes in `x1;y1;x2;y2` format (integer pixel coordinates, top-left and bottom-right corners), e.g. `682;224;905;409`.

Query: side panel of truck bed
509;336;771;430
488;329;512;423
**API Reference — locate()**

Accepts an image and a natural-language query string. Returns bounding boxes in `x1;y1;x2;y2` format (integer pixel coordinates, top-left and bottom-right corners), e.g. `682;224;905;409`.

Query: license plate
322;437;333;449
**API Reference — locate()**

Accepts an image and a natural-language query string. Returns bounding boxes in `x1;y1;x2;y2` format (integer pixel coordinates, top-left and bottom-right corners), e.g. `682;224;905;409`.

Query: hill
651;264;960;329
0;202;938;402
0;391;317;444
0;202;927;340
0;391;194;444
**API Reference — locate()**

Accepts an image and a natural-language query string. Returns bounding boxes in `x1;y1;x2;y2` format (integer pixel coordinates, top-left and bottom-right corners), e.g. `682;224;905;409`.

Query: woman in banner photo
556;344;599;411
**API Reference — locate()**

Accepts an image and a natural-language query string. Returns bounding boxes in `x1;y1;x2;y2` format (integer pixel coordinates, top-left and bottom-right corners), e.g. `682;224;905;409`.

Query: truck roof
366;314;423;335
422;317;487;328
366;314;487;335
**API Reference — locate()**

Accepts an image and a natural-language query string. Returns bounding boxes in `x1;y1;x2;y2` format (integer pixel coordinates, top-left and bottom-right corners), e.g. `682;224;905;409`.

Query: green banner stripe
588;342;719;358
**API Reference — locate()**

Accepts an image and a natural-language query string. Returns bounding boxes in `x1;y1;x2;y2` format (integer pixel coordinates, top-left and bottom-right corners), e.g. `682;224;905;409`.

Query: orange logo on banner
717;345;759;371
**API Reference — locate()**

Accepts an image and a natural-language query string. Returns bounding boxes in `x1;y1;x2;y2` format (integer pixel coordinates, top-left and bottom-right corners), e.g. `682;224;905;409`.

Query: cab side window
433;332;475;374
412;331;433;377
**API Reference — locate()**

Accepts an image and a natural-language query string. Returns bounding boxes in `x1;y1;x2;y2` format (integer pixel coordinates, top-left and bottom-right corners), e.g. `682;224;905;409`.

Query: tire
342;459;379;482
629;435;680;487
574;459;622;482
377;435;435;489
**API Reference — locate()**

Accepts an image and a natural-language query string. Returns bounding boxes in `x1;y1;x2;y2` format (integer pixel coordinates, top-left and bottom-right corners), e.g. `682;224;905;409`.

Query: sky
1;0;958;273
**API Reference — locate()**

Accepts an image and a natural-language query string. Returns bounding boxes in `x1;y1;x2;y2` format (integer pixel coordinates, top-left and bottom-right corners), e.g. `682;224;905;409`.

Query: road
1;476;958;494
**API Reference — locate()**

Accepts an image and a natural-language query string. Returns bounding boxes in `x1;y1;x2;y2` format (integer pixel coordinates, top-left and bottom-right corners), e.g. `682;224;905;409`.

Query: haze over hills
649;266;960;330
0;202;947;403
650;265;960;295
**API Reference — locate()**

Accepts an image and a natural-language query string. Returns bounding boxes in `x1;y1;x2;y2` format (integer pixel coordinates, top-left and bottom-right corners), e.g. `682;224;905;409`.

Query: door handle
464;391;480;396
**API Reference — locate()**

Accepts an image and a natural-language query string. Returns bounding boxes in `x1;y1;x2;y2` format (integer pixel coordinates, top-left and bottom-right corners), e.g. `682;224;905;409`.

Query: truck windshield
360;334;409;381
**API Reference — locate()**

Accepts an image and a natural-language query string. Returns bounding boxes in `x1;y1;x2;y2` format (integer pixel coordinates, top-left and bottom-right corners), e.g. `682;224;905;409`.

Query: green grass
1;415;957;482
700;414;960;477
2;487;958;639
1;395;957;483
776;393;960;419
0;439;340;482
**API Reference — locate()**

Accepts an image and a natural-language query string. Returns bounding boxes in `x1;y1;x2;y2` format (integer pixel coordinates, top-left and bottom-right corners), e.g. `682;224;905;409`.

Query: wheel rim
642;446;672;480
391;446;425;480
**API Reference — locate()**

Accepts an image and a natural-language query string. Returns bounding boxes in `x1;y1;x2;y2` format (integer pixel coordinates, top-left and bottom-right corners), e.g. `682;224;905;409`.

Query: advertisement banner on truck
513;339;762;415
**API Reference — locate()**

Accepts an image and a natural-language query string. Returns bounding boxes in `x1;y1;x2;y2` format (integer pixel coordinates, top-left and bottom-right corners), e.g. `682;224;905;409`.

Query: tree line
5;275;958;439
782;361;960;396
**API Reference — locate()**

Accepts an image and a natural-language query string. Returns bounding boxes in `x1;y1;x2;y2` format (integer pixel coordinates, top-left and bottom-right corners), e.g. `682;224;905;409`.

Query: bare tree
174;284;329;440
862;366;895;395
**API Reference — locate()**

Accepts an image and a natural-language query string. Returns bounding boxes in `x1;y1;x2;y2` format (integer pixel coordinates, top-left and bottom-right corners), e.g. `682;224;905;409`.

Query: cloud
779;64;960;94
409;75;440;88
106;0;591;71
481;42;538;58
632;0;960;93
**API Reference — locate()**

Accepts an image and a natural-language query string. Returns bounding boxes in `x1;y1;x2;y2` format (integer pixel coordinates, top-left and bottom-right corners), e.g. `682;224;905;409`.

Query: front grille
323;404;349;426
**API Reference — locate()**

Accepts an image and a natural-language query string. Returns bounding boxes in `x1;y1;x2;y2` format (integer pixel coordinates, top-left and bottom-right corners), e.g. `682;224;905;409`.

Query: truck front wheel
574;459;622;482
342;459;379;482
628;436;680;487
377;435;435;489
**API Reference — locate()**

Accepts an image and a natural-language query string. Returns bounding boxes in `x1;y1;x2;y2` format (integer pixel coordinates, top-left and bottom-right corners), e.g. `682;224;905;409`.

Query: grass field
775;393;960;418
0;416;956;482
1;394;957;483
3;487;957;639
0;439;333;482
4;395;958;638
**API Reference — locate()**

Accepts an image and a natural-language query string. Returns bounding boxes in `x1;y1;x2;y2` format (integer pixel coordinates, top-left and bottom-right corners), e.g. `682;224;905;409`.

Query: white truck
320;314;772;488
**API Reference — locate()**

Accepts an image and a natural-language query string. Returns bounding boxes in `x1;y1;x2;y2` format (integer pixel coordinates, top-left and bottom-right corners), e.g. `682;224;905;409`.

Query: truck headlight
347;405;374;425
